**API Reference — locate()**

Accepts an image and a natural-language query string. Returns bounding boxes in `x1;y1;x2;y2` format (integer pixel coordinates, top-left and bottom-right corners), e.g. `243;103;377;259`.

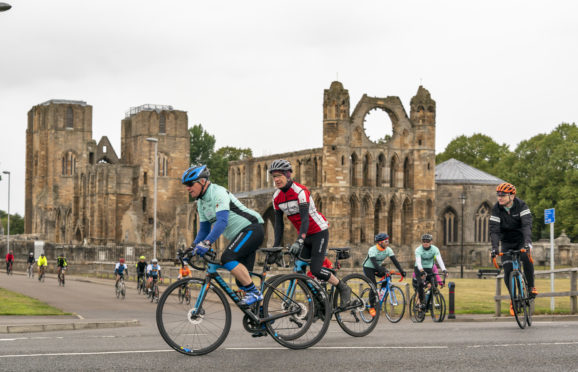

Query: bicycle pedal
251;331;268;338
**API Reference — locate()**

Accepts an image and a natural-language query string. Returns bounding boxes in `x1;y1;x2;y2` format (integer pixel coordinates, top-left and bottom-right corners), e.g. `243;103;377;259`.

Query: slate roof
435;158;505;185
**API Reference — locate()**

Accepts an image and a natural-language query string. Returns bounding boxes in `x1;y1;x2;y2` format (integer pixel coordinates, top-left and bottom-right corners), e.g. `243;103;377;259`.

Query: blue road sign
544;208;555;224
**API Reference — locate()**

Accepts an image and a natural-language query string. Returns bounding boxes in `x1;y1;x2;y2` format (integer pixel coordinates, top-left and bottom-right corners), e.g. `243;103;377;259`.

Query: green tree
1;211;24;235
436;133;511;175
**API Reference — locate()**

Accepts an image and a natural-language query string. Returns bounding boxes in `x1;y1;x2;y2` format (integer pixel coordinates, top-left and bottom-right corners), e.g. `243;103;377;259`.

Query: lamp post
146;138;158;260
0;3;11;12
2;171;10;256
459;192;467;279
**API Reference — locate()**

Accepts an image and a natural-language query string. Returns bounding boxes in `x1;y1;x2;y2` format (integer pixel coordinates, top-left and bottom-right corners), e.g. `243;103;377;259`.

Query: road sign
544;208;555;224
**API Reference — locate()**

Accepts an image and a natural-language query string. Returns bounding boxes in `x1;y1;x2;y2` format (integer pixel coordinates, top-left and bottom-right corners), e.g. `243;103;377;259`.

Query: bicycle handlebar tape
448;282;456;319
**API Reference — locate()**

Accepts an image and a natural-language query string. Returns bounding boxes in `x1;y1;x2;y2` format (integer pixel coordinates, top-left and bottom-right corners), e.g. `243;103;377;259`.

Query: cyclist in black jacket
490;182;537;315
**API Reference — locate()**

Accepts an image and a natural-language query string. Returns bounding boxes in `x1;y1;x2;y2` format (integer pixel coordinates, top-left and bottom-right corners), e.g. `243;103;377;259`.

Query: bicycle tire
156;278;231;356
409;293;425;323
116;284;121;299
121;282;126;299
430;290;445;322
510;272;527;329
151;284;157;303
137;278;143;295
384;285;406;323
333;273;379;337
262;273;330;349
521;274;532;327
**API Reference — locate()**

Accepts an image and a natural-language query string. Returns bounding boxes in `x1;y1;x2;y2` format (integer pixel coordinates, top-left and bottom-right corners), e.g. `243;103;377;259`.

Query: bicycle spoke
334;273;379;337
384;285;406;323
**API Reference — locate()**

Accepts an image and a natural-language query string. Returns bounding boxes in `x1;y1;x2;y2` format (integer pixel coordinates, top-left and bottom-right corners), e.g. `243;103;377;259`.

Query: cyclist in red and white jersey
270;159;353;307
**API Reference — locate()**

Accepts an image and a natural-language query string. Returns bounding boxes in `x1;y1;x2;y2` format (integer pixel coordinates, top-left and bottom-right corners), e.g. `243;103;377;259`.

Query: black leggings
298;229;331;282
414;267;434;303
221;223;264;272
363;267;380;307
501;249;535;291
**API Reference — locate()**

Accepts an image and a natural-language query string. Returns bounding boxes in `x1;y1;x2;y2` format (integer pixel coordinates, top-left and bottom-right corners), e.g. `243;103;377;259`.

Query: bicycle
409;271;447;323
177;281;191;305
38;266;46;282
148;277;160;303
493;248;533;329
361;271;406;323
156;247;331;356
6;262;13;276
115;275;126;300
57;267;66;287
295;247;380;337
137;274;147;295
27;263;35;278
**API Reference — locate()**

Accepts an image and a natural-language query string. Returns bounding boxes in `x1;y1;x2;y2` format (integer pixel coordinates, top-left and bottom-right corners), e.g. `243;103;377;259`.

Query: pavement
1;271;577;334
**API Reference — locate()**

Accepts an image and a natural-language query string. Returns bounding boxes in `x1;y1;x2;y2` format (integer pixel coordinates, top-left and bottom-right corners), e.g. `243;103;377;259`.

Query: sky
1;0;577;216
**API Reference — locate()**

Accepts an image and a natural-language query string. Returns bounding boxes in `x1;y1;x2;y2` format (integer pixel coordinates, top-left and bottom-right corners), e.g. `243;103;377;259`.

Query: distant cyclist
56;254;68;283
136;256;148;287
27;252;36;277
414;233;447;309
363;233;407;317
115;258;128;289
490;182;537;316
37;253;48;280
5;250;14;275
146;258;162;292
177;263;192;280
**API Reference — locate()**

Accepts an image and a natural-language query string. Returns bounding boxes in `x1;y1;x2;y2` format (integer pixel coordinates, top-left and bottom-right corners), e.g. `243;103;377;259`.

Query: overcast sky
1;0;577;216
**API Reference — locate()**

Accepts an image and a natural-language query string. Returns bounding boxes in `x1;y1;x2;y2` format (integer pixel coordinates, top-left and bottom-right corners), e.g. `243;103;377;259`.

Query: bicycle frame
376;272;403;309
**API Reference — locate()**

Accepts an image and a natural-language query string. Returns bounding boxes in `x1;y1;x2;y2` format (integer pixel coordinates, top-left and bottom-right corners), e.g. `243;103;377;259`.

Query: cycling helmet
421;233;433;242
119;258;125;263
374;233;389;242
151;258;158;264
269;159;292;174
29;252;34;256
181;165;210;185
496;182;516;195
139;255;146;260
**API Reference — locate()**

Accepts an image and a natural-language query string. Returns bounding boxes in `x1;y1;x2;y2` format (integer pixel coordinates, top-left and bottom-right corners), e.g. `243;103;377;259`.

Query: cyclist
37;252;48;280
136;256;148;289
56;254;68;283
146;258;162;291
414;233;447;309
5;250;14;274
27;252;36;277
362;233;407;317
490;182;537;316
114;258;128;289
269;159;353;307
177;263;192;280
182;164;265;307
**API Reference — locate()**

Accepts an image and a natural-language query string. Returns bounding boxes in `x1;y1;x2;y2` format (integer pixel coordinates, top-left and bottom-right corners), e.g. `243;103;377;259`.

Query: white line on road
0;350;174;358
227;346;449;350
468;341;578;348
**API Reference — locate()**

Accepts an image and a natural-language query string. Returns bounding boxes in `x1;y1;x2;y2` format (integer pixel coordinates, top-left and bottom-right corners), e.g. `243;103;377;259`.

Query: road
1;273;577;371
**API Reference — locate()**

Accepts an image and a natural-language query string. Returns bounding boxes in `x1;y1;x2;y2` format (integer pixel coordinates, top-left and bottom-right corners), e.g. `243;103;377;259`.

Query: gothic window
363;153;371;187
403;157;412;188
66;106;73;128
402;198;412;245
390;155;398;188
475;203;491;243
443;207;458;245
374;198;383;236
61;151;77;176
376;153;385;187
158;153;168;176
388;199;396;244
159;113;166;134
350;153;358;187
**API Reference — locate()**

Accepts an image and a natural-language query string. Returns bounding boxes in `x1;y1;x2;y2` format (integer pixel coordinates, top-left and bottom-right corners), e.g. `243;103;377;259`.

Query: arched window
363;153;371;187
443;207;458;245
388;199;396;244
374;198;383;236
349;196;359;243
376;153;385;187
403;157;412;188
475;203;491;242
159;113;166;134
61;151;77;176
158;153;168;176
390;155;398;188
350;153;358;187
66;106;74;128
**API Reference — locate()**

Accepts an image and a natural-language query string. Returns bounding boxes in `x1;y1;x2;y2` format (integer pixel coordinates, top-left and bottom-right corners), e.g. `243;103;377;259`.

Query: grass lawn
398;276;574;315
0;287;70;316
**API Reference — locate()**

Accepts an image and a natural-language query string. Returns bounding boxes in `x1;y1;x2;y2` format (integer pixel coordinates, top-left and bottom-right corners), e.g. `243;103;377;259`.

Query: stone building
227;81;437;265
25;100;189;248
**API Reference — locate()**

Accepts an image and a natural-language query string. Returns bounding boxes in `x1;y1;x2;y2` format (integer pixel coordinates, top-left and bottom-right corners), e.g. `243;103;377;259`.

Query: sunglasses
183;181;198;187
496;192;511;197
422;239;431;243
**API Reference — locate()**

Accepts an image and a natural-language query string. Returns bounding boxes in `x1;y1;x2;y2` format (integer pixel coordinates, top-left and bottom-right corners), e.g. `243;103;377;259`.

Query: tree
188;125;253;187
436;133;511;175
0;211;24;235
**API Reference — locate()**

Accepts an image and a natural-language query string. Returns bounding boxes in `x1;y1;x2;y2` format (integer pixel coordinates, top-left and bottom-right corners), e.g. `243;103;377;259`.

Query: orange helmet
496;182;516;195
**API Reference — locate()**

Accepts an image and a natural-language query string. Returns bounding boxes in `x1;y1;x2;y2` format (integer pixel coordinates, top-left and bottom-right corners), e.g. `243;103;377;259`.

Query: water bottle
379;287;387;301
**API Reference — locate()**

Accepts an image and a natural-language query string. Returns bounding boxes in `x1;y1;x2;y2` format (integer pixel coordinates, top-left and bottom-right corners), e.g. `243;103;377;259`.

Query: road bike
27;263;35;278
57;267;66;287
156;247;331;356
137;274;147;295
38;266;46;282
6;261;13;276
493;248;533;329
115;275;126;300
148;277;161;303
361;271;406;323
177;281;191;305
295;247;379;337
409;270;447;323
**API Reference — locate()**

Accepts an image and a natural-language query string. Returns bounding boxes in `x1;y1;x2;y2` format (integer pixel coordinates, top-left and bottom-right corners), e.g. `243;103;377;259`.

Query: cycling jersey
27;256;35;264
5;253;14;262
272;181;328;239
490;197;532;250
179;267;191;277
136;261;147;275
414;245;446;271
115;263;128;275
37;256;48;267
146;264;161;278
57;257;68;267
363;245;395;269
197;183;264;241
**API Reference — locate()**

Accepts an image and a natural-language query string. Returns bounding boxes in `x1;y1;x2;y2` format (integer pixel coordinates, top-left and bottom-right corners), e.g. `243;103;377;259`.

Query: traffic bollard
448;281;456;319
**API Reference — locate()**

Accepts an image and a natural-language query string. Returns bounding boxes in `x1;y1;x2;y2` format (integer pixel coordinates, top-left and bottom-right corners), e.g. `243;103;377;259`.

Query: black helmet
269;159;292;174
421;233;433;241
374;233;389;242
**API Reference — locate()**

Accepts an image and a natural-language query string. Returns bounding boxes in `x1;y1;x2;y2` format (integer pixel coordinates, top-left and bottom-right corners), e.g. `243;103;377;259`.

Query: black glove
289;238;304;256
400;270;407;278
376;266;386;277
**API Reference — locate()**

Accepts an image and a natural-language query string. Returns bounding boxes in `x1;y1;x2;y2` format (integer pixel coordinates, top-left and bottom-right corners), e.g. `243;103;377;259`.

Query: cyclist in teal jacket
414;233;447;309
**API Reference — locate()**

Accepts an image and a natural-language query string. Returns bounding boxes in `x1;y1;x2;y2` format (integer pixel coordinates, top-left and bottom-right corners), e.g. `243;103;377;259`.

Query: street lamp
2;171;10;256
146;138;158;260
459;192;467;279
0;3;11;12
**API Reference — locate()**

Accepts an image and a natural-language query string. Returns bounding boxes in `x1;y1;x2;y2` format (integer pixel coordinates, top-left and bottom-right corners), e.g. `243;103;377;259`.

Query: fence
494;268;578;316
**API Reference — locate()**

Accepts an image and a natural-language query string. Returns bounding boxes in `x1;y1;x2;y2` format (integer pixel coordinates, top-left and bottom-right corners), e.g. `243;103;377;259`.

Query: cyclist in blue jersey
363;233;407;316
182;164;265;307
414;234;447;309
146;258;162;291
115;258;128;289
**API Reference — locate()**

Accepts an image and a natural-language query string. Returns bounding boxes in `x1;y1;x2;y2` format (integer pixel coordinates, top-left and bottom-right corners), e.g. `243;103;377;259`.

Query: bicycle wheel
430;290;446;322
384;285;406;323
116;283;121;299
137;278;143;294
521;274;532;327
409;293;425;323
262;273;330;349
510;272;527;329
157;278;231;356
151;284;157;303
333;273;379;337
121;282;126;299
178;286;184;304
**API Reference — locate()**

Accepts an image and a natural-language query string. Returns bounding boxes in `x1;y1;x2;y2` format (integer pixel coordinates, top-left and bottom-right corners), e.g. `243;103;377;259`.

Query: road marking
0;350;174;358
227;346;448;350
468;341;578;348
